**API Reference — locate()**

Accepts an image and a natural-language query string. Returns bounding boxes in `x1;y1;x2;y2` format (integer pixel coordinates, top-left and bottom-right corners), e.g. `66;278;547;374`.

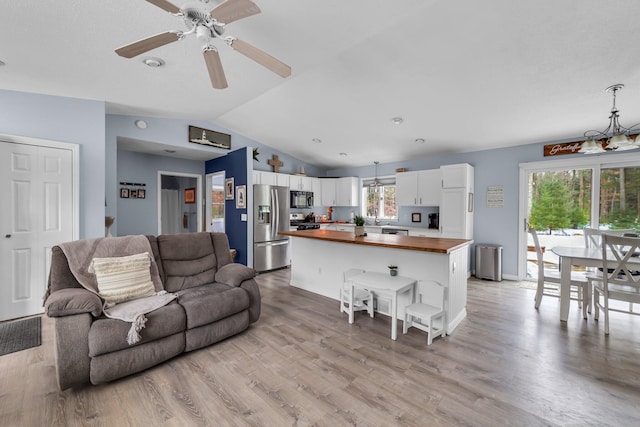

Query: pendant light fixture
580;84;640;154
370;161;380;193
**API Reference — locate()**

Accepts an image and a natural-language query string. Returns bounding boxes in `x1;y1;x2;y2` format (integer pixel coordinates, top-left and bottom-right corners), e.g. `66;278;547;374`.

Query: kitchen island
279;229;473;334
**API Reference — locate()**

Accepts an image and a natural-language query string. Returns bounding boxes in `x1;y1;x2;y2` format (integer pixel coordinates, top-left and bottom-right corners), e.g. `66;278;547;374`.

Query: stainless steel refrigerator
253;184;290;272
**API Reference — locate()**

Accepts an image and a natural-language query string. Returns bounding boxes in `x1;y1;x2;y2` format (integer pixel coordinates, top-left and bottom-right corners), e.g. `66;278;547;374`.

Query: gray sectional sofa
43;232;260;390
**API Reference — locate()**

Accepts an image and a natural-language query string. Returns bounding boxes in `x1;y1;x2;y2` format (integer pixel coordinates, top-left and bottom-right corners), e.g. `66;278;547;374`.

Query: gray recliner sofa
43;232;260;390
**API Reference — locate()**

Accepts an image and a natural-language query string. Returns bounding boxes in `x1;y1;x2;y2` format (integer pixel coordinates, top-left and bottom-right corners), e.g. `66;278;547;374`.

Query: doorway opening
157;171;202;235
206;171;225;232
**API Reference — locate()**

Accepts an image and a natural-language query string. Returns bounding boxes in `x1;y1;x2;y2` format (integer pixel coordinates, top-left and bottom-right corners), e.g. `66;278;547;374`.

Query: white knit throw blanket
58;235;177;345
101;292;177;344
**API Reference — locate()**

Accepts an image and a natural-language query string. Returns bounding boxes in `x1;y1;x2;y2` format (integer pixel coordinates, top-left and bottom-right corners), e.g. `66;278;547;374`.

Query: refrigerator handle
272;187;279;239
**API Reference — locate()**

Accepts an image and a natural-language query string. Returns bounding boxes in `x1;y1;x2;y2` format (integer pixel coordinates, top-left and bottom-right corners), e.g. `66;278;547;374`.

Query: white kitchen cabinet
409;229;441;237
441;163;473;188
395;171;418;206
364;226;381;235
320;179;337;206
335;224;354;232
395;169;441;206
336;177;359;207
320;177;358;206
439;163;473;239
254;171;289;187
321;224;336;230
289;175;314;191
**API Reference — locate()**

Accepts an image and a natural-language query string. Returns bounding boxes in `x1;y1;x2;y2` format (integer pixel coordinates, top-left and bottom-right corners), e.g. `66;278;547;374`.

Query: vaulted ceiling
3;0;640;168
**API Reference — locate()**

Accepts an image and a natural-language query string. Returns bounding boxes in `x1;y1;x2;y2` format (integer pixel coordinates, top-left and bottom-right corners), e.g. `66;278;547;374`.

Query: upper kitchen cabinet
396;169;441;206
254;171;289;187
289;175;318;192
320;178;337;206
441;163;473;188
439;163;474;239
319;177;359;206
336;177;359;207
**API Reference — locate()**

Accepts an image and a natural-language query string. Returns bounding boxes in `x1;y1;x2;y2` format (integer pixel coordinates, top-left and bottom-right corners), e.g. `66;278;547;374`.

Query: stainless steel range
290;213;320;230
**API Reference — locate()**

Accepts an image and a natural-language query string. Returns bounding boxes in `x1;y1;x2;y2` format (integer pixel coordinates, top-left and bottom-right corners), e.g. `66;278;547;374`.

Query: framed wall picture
185;187;196;204
412;213;422;223
225;177;234;200
130;189;138;199
120;188;129;198
236;185;246;209
189;125;231;150
137;189;146;199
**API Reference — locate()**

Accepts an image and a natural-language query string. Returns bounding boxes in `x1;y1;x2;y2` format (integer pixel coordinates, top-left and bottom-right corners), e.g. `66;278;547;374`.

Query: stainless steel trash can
475;244;503;281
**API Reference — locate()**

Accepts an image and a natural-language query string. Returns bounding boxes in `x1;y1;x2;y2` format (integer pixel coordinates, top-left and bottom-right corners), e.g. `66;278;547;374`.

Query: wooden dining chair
589;234;640;334
529;226;590;318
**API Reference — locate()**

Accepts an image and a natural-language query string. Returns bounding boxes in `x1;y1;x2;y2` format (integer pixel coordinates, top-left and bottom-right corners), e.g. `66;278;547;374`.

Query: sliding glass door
599;166;640;229
518;152;640;280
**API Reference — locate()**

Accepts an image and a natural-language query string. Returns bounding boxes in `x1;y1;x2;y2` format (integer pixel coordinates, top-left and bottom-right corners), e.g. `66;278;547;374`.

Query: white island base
286;234;470;335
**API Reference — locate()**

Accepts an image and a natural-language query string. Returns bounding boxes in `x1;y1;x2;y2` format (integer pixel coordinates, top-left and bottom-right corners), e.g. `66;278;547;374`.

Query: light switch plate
241;213;247;221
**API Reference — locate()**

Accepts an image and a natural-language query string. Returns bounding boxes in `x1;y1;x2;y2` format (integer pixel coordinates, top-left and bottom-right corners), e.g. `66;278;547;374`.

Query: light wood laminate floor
1;270;640;426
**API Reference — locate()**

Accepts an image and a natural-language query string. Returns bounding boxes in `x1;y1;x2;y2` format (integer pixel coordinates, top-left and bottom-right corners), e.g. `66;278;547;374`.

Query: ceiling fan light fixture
196;24;212;42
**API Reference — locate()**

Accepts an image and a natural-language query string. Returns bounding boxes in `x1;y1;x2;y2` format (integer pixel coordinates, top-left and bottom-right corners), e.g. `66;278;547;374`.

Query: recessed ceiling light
142;57;165;67
415;138;425;144
339;152;348;156
312;138;322;144
391;117;404;125
164;149;176;154
134;120;147;129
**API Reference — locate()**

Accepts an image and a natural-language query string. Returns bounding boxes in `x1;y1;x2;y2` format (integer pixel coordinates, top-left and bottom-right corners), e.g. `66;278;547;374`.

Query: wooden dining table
551;245;640;322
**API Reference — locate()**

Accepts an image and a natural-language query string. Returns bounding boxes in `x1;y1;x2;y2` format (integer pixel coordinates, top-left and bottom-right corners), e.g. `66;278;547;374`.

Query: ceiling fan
115;0;291;89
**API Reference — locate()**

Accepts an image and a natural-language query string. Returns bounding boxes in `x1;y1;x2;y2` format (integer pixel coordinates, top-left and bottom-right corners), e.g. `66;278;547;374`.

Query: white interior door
0;141;73;321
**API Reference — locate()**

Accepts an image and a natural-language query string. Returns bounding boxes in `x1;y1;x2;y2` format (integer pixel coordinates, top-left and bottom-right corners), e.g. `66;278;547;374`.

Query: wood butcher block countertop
279;229;473;254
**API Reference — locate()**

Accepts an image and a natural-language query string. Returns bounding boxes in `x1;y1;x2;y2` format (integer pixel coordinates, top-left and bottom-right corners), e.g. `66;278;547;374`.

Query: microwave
290;190;314;208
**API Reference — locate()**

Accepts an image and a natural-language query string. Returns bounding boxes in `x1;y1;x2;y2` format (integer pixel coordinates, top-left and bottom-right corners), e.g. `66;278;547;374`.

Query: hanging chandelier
580;84;640;154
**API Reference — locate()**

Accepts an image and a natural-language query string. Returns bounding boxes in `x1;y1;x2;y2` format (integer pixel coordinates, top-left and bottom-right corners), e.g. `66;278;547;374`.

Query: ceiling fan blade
203;49;229;89
230;38;291;78
210;0;261;24
145;0;181;14
115;32;181;58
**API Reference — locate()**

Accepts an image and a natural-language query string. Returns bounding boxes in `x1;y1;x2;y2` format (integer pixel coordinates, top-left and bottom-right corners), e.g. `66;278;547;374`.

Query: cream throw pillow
90;252;156;307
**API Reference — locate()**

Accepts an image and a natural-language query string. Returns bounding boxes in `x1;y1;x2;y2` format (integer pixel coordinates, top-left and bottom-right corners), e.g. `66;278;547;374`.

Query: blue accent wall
206;147;249;265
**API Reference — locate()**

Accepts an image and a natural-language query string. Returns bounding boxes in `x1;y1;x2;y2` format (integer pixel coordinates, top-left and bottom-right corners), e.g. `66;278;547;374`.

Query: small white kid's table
348;272;417;340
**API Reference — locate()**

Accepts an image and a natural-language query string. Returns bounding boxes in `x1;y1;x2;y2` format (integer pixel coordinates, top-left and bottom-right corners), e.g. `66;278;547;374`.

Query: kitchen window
361;176;397;220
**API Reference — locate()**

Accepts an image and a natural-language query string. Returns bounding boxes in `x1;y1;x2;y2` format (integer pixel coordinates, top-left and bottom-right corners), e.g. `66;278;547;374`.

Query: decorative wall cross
268;154;284;173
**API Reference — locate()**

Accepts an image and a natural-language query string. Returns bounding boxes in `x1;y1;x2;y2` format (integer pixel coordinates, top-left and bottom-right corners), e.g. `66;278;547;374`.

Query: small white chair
340;269;374;322
403;280;445;345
